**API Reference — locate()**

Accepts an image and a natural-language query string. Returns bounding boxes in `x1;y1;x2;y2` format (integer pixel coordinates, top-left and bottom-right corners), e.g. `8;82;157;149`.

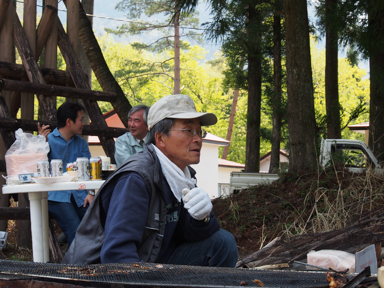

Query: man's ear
66;118;72;127
155;132;166;148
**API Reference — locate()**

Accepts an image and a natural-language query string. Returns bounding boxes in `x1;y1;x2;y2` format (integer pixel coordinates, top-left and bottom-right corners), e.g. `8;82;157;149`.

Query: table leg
41;192;49;262
28;192;45;263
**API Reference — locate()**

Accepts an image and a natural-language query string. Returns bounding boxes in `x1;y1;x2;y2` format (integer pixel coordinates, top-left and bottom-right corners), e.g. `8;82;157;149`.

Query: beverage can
90;157;102;180
66;162;76;171
51;159;63;177
37;160;49;177
100;156;111;170
76;157;90;180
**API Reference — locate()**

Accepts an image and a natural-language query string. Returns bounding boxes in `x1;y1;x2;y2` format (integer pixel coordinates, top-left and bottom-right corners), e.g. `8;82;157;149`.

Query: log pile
237;216;384;268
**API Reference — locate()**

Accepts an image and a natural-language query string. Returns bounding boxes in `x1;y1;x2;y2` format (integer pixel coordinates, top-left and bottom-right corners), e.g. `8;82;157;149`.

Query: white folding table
2;180;105;263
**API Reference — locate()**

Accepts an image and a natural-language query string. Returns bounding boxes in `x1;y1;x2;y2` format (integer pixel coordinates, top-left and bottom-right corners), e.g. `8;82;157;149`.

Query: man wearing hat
63;94;238;267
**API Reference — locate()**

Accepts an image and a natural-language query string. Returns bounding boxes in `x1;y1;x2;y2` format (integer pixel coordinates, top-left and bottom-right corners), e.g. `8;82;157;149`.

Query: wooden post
21;0;36;126
17;0;36;249
66;0;79;104
42;0;58;122
36;4;58;59
0;0;15;232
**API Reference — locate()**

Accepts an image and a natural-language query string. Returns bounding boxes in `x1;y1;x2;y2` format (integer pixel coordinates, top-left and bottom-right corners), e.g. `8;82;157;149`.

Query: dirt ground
3;168;384;262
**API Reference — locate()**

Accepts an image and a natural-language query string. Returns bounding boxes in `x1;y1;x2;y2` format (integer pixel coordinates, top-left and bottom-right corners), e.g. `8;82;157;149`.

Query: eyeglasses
169;128;207;138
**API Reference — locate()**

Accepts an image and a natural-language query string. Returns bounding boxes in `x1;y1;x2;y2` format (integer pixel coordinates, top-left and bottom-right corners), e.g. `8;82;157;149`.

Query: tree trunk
63;0;132;127
368;1;384;163
222;90;239;160
283;0;317;174
269;0;283;173
325;0;341;139
174;2;181;94
245;2;262;173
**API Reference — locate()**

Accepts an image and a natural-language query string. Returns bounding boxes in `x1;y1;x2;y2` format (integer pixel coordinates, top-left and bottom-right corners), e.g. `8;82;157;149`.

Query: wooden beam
0;61;74;86
57;18;116;163
0;78;117;101
0;207;30;220
36;5;58;59
13;10;57;122
0;0;11;33
0;117;128;138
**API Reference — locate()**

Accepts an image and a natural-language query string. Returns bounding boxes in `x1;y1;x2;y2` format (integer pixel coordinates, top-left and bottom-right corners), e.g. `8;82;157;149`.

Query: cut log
0;78;117;102
0;61;74;86
236;217;384;268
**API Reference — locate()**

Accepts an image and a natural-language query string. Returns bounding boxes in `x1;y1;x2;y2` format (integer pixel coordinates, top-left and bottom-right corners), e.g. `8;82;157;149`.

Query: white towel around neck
152;144;196;202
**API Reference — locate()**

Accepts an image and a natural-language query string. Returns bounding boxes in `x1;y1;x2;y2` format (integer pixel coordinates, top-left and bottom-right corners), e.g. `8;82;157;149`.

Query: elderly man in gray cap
63;94;238;267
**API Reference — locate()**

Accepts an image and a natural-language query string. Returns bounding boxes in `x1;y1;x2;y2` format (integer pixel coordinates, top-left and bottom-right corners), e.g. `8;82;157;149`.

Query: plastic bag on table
5;128;50;177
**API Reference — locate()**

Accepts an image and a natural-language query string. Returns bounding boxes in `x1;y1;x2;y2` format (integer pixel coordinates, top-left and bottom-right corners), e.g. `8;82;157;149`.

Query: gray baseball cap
147;94;217;130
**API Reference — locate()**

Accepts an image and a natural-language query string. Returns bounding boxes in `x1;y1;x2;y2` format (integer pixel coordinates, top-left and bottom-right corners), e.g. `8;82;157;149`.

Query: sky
53;0;221;60
51;0;368;71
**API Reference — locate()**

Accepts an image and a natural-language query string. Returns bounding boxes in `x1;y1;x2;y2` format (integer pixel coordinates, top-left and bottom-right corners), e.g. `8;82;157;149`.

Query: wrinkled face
157;118;203;171
69;110;84;135
128;110;148;140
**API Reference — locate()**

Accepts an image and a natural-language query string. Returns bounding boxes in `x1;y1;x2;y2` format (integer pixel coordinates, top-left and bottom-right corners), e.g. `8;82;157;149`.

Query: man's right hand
37;122;51;141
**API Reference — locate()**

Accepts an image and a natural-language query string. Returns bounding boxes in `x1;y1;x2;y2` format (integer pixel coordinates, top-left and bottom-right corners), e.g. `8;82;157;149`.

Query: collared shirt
114;132;150;168
47;128;91;206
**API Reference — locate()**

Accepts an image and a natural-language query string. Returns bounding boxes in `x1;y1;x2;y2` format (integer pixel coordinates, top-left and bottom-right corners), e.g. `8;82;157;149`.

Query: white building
88;110;245;199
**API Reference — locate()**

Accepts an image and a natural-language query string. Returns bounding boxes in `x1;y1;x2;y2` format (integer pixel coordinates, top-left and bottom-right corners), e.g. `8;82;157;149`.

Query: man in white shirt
114;105;150;167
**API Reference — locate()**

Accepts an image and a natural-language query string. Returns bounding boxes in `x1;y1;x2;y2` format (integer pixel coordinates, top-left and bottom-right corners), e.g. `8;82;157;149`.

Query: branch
122;72;174;80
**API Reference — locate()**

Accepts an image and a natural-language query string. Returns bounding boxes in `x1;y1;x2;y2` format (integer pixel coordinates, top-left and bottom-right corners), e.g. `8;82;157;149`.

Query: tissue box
5;153;47;177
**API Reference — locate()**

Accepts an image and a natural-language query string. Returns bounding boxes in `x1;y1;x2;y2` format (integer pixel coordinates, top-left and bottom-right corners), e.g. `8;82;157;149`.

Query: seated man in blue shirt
115;105;150;168
63;94;238;267
38;102;94;247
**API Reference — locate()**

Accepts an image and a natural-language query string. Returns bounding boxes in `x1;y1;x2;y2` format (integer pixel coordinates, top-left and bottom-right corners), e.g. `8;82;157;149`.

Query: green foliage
92;32;370;165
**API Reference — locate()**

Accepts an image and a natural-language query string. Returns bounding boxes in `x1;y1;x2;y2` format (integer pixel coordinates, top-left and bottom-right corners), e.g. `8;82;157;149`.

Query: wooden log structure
0;0;136;259
0;78;117;102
